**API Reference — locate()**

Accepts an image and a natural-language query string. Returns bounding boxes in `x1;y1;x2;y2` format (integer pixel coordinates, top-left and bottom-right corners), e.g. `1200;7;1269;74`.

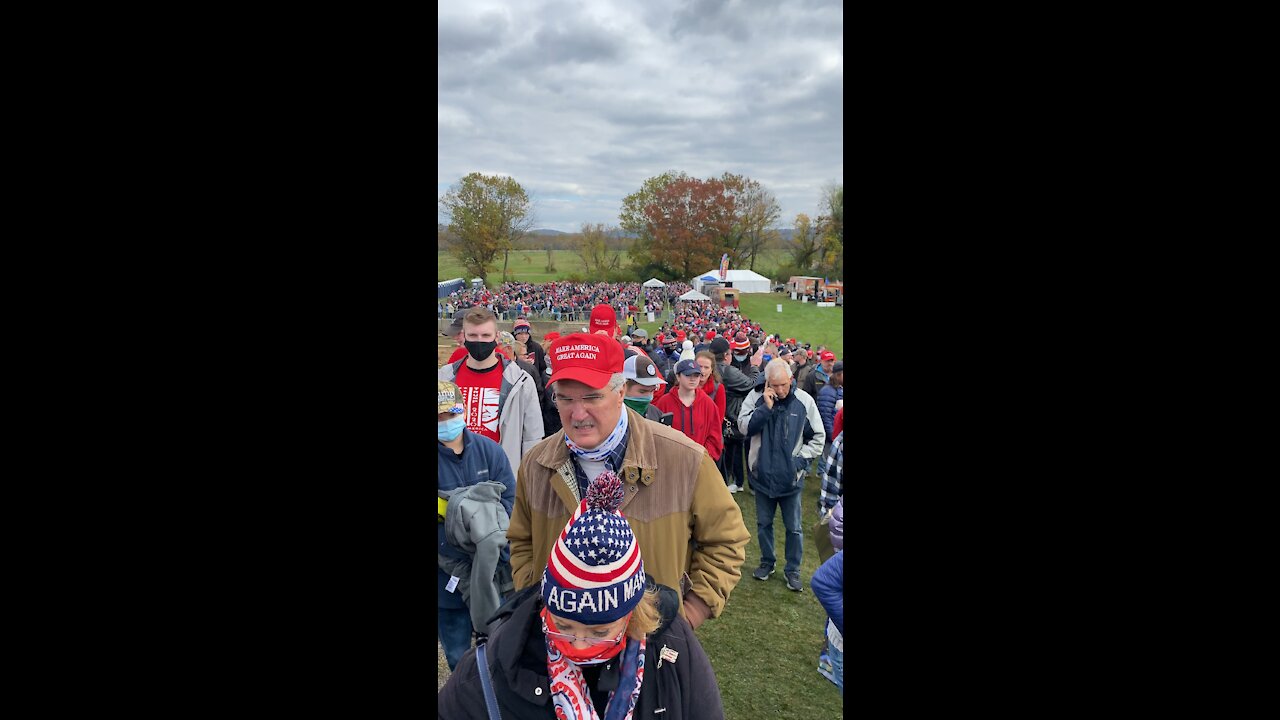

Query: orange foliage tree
641;178;736;278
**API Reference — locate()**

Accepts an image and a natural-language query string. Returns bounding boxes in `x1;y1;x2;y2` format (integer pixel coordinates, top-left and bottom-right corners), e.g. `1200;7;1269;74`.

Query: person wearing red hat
802;350;837;398
589;303;619;339
508;332;749;631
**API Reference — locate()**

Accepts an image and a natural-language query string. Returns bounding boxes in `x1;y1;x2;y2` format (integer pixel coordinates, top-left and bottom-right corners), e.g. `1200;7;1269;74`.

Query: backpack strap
476;642;503;720
497;358;513;413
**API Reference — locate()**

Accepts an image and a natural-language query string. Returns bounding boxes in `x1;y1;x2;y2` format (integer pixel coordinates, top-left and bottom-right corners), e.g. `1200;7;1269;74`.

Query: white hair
764;358;793;382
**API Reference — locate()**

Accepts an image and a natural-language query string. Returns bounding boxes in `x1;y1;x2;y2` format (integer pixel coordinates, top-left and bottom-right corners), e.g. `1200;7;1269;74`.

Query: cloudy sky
438;0;843;234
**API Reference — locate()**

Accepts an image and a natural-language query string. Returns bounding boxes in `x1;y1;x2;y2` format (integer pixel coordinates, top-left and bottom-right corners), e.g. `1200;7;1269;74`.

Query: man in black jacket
710;336;757;494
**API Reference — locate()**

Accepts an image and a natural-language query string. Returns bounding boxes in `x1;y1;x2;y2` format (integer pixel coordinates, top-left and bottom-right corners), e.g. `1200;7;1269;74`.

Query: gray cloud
438;0;843;232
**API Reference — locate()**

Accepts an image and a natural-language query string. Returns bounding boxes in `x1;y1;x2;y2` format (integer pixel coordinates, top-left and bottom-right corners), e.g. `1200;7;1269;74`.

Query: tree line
438;171;843;285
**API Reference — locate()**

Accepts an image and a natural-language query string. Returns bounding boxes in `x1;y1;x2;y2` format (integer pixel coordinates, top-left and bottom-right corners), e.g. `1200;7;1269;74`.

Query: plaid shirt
570;425;631;499
818;430;844;514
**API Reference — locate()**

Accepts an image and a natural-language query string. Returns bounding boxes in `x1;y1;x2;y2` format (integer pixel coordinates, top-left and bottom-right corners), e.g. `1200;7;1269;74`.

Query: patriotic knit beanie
541;472;646;625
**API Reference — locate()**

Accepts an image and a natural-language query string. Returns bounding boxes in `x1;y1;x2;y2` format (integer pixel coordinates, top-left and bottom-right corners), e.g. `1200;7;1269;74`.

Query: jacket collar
533;408;658;486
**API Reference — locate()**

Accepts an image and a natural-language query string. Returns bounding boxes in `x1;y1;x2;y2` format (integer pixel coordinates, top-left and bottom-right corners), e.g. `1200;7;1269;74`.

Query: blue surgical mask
438;416;465;442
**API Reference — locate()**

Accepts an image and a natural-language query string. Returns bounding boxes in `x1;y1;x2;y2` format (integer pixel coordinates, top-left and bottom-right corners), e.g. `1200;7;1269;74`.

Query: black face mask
465;340;497;361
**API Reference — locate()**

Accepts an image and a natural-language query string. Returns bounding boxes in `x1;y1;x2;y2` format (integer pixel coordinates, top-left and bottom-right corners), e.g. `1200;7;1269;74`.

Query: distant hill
529;229;569;236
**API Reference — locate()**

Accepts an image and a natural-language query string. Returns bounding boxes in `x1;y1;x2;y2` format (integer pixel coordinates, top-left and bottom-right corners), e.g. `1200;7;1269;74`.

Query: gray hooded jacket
439;481;512;634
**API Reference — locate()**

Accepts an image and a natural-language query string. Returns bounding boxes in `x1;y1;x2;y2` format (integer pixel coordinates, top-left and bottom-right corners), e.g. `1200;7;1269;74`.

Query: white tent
642;278;666;288
677;289;712;301
693;269;772;294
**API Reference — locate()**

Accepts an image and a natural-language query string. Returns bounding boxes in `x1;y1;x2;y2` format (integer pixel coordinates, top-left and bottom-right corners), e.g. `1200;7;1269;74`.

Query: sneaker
785;571;803;592
727;484;741;493
752;565;774;581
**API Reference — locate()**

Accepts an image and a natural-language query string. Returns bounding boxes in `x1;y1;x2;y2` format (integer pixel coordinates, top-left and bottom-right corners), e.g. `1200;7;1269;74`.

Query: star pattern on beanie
541;472;646;624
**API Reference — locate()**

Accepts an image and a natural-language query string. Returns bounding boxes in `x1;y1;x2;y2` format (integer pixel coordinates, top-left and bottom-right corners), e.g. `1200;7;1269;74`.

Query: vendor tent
694;269;772;294
677;289;712;301
642;278;666;288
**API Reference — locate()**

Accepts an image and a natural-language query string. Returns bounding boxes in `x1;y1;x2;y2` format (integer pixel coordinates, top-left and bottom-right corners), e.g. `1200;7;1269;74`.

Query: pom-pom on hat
541;471;646;625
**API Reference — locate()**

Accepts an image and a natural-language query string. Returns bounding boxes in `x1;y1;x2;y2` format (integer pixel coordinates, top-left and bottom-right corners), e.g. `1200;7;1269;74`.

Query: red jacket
655;389;723;461
701;379;725;426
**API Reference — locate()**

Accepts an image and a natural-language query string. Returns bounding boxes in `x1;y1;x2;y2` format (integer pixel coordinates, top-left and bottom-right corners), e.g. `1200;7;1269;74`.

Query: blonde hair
626;587;662;640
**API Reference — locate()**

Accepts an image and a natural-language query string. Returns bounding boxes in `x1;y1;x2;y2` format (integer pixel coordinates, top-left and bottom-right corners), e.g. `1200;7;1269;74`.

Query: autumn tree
719;173;781;271
621;171;692;275
789;213;824;269
438;173;534;284
574;222;622;277
823;183;843;247
641;178;735;278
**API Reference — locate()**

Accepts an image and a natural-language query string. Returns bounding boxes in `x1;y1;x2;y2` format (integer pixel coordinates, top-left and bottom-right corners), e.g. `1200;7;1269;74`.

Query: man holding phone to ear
737;359;825;593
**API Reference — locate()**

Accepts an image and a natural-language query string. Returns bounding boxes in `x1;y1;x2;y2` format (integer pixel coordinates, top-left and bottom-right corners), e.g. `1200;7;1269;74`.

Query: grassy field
437;293;843;361
632;292;843;360
438;250;796;285
437;475;844;718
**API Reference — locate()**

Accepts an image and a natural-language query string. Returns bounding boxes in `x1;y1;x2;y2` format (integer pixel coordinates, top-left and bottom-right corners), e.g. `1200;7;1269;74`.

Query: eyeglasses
552;393;610;410
544;627;626;646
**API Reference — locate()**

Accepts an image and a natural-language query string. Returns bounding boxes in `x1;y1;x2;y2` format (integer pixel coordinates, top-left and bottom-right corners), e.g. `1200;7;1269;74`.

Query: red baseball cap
589;304;617;335
547;333;624;389
676;330;687;341
806;350;815;358
543;331;561;343
655;333;665;343
820;350;835;361
705;330;716;341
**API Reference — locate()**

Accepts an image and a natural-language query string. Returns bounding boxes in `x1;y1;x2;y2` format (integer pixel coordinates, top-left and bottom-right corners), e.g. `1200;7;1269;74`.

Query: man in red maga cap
507;332;749;631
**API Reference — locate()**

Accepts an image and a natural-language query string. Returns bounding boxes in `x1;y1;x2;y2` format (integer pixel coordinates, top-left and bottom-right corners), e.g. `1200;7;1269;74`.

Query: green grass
699;473;843;719
633;292;843;360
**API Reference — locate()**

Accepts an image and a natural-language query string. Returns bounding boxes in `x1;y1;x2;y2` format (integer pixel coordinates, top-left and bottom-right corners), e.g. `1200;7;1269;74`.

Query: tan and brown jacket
508;407;750;621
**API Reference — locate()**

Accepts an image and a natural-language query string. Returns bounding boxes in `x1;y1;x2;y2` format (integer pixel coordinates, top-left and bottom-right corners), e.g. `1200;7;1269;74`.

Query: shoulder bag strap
475;642;503;720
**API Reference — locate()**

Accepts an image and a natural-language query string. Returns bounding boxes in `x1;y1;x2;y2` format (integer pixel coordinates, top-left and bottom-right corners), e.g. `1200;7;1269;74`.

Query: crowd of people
439;280;694;323
438;281;844;716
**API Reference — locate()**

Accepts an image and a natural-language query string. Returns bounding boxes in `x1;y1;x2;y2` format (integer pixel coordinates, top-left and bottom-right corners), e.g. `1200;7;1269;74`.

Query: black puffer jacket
438;584;724;719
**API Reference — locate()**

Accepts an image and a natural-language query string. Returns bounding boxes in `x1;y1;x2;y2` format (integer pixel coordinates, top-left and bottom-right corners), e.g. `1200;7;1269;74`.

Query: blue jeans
755;490;803;574
438;606;473;671
829;639;844;692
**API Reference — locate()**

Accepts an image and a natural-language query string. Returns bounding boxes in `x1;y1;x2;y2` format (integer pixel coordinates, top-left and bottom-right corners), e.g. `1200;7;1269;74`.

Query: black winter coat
438;585;724;720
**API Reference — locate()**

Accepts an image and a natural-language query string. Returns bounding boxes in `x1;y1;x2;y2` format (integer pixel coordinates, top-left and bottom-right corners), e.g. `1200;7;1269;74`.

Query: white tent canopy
677;289;712;301
693;269;772;294
642;278;666;287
